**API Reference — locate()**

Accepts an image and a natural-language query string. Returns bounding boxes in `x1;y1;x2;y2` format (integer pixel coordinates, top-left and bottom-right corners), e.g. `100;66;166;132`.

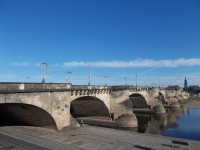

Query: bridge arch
129;93;148;108
0;103;57;129
70;96;110;117
0;92;71;130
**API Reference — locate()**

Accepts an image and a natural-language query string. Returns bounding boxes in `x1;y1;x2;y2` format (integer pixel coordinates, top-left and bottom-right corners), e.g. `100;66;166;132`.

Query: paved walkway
3;126;200;150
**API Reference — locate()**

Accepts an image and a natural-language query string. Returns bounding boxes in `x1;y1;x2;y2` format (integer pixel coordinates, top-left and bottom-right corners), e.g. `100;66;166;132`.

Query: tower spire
184;77;188;88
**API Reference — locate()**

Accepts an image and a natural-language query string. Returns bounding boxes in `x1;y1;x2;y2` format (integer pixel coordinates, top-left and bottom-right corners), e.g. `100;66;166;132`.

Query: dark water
135;105;200;141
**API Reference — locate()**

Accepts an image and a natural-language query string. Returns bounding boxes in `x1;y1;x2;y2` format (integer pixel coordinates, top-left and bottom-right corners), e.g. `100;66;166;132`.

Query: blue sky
0;0;200;86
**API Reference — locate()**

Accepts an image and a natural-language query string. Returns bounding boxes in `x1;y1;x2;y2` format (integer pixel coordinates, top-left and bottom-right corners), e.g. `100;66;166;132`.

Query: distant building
166;85;181;91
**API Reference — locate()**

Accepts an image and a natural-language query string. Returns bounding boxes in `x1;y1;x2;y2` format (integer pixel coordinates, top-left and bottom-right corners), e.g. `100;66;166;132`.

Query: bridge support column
50;92;71;130
115;113;138;128
152;104;166;113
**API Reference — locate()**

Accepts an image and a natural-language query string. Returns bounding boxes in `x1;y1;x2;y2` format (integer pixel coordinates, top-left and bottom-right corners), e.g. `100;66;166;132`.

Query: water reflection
134;105;200;141
138;105;186;133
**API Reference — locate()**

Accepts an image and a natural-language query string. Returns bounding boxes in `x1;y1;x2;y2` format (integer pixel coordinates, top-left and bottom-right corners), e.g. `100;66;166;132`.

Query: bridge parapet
0;82;113;93
0;82;72;91
70;89;111;96
0;82;158;93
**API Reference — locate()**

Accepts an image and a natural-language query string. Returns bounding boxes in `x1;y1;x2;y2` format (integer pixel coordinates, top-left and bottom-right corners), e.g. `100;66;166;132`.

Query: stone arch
0;92;70;131
129;93;148;108
0;103;57;129
70;96;110;117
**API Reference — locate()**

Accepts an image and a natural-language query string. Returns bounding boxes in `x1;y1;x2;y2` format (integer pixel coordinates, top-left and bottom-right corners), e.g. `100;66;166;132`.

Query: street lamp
124;77;127;86
67;72;71;84
41;63;47;83
104;75;107;86
88;63;91;86
136;74;138;87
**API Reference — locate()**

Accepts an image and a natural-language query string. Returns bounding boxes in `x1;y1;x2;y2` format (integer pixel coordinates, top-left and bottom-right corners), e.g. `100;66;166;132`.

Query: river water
135;105;200;141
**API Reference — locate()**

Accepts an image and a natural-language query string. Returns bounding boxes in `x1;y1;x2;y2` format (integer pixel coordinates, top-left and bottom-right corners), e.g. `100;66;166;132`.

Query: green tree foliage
184;85;200;94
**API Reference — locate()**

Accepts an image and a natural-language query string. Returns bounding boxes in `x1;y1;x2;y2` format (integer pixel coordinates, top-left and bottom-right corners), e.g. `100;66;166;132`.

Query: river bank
184;97;200;108
2;125;200;150
1;100;200;150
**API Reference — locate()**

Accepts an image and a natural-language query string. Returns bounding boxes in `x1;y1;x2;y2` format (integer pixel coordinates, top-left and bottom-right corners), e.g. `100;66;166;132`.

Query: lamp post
157;77;160;88
124;77;127;86
67;72;71;84
136;74;138;87
41;63;47;83
88;63;91;86
104;75;107;86
49;67;52;83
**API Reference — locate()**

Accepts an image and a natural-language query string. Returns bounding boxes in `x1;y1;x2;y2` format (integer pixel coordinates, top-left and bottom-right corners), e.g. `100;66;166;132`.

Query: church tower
184;77;188;88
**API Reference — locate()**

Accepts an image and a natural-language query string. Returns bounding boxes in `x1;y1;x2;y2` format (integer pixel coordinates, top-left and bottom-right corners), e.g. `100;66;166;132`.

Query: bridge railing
0;82;159;94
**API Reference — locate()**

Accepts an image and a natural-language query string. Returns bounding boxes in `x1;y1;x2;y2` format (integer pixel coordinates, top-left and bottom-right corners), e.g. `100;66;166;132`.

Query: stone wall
0;82;71;91
0;82;112;91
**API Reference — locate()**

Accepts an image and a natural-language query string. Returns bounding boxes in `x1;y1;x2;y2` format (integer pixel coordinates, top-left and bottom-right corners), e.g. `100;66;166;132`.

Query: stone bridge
0;83;189;130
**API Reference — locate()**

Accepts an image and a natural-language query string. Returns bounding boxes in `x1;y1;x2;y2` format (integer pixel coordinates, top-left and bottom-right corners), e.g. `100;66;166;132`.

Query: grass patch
187;97;200;101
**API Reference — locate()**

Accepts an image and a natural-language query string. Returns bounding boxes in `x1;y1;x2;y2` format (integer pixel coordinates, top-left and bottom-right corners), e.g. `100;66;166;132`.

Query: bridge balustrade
70;89;111;97
0;82;152;95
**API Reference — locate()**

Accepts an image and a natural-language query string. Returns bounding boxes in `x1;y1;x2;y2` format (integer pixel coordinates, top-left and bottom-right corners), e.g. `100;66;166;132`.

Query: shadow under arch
129;93;148;108
0;103;57;130
158;92;166;104
70;96;110;118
